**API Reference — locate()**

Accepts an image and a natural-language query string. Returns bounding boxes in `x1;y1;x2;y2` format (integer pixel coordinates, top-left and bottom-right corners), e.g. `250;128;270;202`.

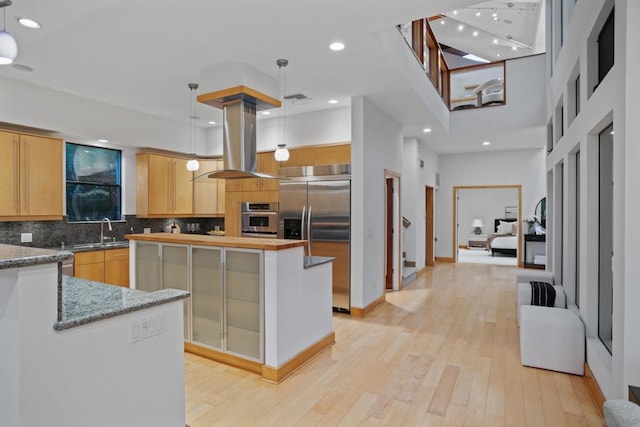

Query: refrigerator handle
301;205;307;242
307;205;312;256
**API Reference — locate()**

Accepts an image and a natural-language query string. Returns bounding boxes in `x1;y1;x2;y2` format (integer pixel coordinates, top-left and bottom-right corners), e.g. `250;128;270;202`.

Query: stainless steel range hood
197;86;280;179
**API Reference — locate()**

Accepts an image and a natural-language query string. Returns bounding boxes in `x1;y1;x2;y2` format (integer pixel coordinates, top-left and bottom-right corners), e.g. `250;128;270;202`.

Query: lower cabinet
74;248;129;287
134;242;263;363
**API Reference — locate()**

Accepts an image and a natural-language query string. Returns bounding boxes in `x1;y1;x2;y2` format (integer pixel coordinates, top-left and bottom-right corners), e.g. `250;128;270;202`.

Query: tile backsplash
0;216;224;249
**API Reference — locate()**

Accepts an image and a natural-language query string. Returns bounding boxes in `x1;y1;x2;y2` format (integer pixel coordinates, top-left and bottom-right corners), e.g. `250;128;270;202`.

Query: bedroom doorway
452;185;523;267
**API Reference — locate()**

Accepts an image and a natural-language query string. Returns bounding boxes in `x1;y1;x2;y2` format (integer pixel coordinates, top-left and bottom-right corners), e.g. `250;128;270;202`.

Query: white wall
402;138;440;269
436;148;546;259
351;96;403;309
0;75;201;151
545;0;630;399
449;54;547;136
204;107;351;155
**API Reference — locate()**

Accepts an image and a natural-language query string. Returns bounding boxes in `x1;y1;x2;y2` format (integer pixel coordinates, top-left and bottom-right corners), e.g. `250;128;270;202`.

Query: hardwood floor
185;263;604;426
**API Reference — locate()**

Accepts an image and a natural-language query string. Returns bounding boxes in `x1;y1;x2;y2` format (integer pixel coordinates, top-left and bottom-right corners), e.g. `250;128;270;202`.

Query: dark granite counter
59;240;129;253
303;256;335;269
55;276;189;331
0;243;73;270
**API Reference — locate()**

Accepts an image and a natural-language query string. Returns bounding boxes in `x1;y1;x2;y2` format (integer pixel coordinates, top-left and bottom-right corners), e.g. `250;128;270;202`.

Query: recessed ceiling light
476;11;481;17
610;131;615;135
17;18;41;29
261;111;271;115
453;10;458;15
457;24;464;31
328;99;339;104
98;139;109;143
482;141;491;146
423;128;432;133
473;31;479;37
329;42;345;51
512;46;517;51
493;39;499;44
493;16;499;21
440;19;445;25
492;12;498;17
496;53;501;57
208;120;216;124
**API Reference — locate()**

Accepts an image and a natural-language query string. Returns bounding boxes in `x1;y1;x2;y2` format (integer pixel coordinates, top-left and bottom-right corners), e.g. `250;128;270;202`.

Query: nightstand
467;234;488;249
524;234;546;269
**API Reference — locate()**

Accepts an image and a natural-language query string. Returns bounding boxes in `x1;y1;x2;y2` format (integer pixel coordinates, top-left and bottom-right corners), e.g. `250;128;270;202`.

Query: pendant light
274;59;290;162
186;83;200;172
0;0;18;65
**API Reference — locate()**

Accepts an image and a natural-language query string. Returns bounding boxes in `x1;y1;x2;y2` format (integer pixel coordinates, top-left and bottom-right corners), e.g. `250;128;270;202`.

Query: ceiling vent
284;93;309;101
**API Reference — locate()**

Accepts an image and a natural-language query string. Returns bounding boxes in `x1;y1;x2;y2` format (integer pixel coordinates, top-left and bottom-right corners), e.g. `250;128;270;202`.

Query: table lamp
471;219;484;235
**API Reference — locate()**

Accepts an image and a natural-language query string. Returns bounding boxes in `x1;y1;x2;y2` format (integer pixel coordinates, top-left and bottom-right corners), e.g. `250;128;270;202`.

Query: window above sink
65;143;122;222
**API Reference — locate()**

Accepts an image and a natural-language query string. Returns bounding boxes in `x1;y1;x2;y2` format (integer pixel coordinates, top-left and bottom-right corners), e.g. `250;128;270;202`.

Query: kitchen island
126;233;335;383
0;243;189;427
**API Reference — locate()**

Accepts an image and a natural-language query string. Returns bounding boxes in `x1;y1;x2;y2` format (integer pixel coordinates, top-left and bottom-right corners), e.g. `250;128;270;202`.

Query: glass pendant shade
274;144;290;161
186;159;200;171
0;31;17;64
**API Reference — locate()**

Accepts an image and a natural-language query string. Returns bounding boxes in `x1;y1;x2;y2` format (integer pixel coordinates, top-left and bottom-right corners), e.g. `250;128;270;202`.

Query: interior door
385;178;393;290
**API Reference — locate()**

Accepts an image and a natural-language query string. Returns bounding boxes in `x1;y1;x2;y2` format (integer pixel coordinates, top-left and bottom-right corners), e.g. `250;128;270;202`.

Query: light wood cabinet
136;153;193;217
194;159;225;216
0;130;63;220
75;248;129;287
278;144;351;168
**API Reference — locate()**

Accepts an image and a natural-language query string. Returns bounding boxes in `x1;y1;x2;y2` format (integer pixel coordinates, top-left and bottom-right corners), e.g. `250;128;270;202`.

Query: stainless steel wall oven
240;202;279;238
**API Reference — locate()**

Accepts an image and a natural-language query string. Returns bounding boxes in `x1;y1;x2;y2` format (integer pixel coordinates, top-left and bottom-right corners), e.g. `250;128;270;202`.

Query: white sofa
515;269;563;325
604;400;640;426
519;305;585;375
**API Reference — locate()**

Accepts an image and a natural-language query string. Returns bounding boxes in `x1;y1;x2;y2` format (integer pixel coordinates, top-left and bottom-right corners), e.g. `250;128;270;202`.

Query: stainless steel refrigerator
278;165;351;313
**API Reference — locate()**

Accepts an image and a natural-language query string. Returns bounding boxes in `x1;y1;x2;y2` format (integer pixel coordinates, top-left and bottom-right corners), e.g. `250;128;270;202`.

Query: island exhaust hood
196;86;281;180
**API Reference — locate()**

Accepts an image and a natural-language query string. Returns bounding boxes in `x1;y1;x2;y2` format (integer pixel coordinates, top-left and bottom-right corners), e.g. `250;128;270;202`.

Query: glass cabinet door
191;247;223;350
161;244;189;340
135;242;159;292
224;249;263;361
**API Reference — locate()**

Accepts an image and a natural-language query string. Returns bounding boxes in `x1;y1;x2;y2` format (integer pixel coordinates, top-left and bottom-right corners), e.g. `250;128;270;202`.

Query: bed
489;218;518;257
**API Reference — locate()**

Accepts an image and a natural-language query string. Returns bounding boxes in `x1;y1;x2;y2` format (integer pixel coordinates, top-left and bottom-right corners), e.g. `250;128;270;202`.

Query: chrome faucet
100;218;112;243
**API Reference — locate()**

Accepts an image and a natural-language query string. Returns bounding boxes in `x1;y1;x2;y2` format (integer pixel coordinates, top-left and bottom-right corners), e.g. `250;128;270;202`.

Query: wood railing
399;18;505;112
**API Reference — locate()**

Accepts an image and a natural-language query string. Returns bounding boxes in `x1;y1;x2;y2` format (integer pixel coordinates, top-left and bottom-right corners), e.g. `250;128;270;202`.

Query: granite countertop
304;256;335;269
55;275;189;331
0;243;73;270
55;241;130;253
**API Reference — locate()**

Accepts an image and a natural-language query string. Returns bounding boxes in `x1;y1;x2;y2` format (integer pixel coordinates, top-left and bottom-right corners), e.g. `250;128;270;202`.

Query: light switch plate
21;233;33;243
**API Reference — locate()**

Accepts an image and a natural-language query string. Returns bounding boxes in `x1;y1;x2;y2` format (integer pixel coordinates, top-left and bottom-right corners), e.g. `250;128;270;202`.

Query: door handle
13;138;18;210
24;141;29;211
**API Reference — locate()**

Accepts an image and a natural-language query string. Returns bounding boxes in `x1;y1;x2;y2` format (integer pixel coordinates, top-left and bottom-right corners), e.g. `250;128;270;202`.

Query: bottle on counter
170;221;177;234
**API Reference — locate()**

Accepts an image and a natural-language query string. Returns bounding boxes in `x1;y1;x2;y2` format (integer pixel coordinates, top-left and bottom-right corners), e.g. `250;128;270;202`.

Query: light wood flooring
185;263;604;426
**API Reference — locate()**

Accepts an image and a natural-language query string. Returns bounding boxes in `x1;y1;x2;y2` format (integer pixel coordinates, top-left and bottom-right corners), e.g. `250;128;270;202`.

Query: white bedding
491;234;518;250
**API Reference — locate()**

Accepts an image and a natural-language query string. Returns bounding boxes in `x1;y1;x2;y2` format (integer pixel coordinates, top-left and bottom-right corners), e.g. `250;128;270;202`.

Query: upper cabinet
0;130;63;220
193;159;225;216
226;152;279;193
136;153;193;217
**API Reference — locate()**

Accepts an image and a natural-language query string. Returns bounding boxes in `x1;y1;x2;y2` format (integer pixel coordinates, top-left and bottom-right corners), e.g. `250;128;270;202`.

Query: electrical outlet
130;314;165;343
21;233;33;243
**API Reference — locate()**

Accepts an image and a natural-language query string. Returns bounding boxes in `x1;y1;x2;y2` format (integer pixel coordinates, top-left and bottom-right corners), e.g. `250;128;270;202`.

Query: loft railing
398;18;506;111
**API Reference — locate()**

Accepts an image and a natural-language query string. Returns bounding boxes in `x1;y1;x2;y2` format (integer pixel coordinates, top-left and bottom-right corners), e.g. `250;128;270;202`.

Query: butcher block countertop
125;233;306;251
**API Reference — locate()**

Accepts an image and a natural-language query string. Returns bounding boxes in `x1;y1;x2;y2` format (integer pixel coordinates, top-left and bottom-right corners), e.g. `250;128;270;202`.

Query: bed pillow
511;222;519;234
497;221;513;235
